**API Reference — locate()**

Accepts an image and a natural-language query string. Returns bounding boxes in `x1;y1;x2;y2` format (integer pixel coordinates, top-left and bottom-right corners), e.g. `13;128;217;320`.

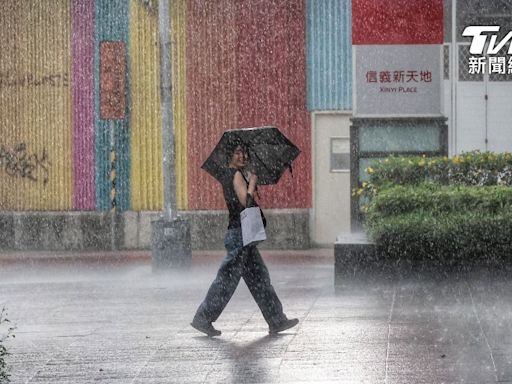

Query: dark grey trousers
194;228;286;328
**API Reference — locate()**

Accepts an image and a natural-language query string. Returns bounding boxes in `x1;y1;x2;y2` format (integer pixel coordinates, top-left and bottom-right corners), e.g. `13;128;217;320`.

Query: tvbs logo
463;26;512;55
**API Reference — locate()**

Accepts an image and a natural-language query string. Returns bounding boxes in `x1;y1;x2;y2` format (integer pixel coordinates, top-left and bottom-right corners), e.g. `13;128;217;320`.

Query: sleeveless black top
221;168;247;229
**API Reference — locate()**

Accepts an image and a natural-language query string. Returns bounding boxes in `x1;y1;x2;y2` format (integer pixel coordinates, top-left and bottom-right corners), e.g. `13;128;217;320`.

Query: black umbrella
201;126;300;185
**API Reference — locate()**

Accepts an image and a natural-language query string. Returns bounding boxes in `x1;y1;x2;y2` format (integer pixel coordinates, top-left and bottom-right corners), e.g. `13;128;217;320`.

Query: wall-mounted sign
354;45;442;116
100;41;126;120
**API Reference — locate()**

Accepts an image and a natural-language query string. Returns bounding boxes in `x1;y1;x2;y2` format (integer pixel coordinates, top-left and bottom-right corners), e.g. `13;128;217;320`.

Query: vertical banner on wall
352;0;444;117
99;41;127;120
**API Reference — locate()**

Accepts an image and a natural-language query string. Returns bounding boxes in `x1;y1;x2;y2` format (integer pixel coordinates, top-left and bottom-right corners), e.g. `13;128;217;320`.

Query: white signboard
354;45;442;116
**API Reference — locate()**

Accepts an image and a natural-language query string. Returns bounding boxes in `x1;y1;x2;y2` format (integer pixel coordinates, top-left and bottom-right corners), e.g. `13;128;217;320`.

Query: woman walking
191;139;298;337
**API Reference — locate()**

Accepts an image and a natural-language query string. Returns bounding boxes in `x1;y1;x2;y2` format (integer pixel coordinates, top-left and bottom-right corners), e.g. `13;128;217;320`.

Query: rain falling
1;0;512;383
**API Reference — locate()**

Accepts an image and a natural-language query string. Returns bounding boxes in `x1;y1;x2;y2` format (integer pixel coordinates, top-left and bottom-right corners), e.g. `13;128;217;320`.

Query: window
330;137;350;172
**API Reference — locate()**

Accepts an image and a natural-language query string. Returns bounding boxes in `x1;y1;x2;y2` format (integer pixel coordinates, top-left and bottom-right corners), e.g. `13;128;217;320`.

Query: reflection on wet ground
2;254;512;383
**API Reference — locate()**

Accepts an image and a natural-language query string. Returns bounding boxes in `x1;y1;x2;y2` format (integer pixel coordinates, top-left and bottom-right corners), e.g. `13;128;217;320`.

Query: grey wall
0;209;310;251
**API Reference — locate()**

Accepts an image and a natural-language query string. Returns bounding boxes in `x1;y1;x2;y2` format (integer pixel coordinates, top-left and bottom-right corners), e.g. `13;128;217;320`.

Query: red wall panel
235;0;311;209
187;0;311;210
352;0;444;45
187;0;238;210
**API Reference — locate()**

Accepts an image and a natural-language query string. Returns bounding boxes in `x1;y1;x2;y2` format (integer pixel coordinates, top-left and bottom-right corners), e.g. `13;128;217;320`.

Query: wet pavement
1;250;512;383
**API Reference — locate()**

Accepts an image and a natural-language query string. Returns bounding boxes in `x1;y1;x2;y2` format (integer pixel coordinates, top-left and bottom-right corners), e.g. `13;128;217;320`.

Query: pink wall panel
72;0;95;210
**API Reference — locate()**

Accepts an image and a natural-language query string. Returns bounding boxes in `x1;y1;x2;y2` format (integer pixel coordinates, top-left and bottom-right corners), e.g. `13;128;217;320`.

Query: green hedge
361;151;512;265
367;183;512;218
368;211;512;264
363;151;512;189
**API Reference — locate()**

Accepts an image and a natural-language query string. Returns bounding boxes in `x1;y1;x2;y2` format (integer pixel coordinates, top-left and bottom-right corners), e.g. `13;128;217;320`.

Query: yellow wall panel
129;0;163;211
0;1;72;210
171;0;188;210
129;0;188;211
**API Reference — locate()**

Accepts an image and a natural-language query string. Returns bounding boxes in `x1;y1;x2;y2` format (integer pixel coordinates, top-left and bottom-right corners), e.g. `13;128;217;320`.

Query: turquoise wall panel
95;0;130;211
306;0;352;111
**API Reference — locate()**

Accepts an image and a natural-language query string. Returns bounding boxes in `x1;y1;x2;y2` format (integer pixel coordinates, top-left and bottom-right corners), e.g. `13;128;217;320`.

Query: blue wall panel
95;0;131;211
306;0;352;111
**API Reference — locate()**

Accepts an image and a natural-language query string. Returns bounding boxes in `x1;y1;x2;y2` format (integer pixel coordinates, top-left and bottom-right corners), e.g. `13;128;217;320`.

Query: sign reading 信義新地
354;45;442;116
365;68;432;93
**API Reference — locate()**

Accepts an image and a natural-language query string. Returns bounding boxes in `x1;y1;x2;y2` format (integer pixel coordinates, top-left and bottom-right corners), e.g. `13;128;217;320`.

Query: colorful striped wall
0;0;72;210
0;0;311;212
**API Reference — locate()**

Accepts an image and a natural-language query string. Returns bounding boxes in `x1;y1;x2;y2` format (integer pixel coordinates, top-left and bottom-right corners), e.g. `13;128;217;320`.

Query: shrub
367;183;512;218
0;307;15;383
360;151;512;193
360;151;512;266
368;211;512;265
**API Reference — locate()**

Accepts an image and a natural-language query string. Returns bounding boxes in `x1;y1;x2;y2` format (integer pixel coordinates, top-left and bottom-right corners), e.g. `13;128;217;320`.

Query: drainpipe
159;0;176;221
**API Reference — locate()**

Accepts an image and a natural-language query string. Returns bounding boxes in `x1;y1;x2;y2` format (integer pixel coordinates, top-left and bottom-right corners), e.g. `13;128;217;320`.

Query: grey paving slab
2;256;512;383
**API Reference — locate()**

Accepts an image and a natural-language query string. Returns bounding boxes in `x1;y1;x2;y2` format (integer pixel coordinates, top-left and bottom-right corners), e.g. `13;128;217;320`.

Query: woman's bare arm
233;171;257;207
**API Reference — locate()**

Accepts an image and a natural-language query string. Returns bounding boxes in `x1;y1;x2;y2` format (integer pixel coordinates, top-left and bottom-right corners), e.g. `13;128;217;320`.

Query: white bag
241;207;267;246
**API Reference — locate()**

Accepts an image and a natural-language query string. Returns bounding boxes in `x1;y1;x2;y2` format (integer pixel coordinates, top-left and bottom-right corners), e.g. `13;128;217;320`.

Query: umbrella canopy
201;126;301;185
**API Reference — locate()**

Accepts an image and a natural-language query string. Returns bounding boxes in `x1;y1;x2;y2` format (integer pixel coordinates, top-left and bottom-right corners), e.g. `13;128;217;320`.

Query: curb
0;248;334;266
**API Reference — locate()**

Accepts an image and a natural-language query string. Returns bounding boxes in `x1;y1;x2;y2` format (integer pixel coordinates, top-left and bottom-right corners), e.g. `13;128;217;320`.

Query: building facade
0;0;510;250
